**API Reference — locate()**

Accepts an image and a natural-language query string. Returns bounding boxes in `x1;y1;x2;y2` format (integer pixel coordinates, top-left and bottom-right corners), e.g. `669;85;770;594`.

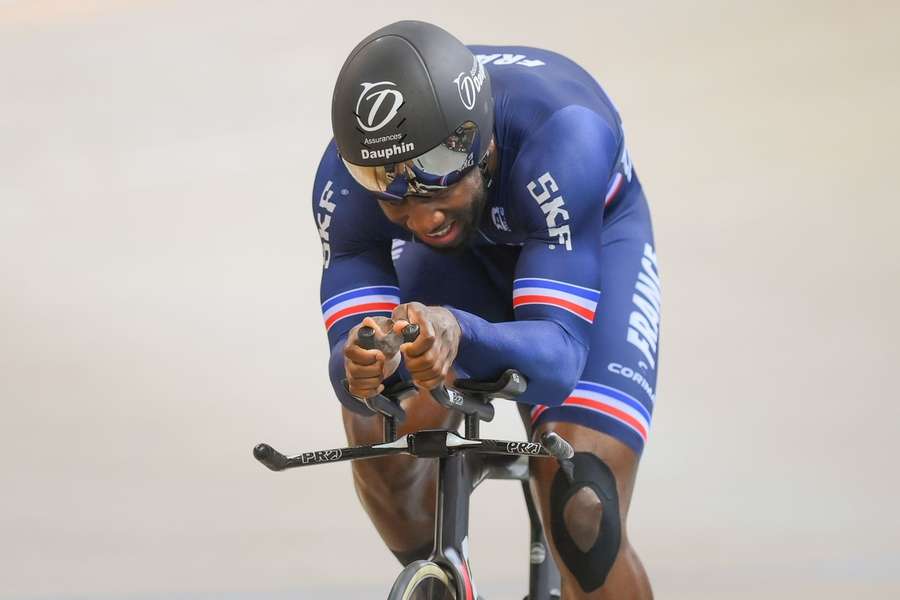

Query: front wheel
388;560;456;600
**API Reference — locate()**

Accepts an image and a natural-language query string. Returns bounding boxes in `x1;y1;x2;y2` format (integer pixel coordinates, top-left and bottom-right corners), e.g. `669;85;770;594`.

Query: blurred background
2;0;899;598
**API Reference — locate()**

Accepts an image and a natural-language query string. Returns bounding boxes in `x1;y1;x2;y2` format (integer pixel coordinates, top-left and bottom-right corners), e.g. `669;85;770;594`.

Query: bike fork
432;453;478;600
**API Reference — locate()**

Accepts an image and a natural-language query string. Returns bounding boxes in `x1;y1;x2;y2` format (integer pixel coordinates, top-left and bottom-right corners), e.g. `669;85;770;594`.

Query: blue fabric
312;45;660;448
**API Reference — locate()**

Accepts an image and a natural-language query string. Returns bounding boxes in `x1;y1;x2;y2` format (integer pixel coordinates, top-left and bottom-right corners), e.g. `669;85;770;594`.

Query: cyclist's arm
312;143;406;414
450;106;621;406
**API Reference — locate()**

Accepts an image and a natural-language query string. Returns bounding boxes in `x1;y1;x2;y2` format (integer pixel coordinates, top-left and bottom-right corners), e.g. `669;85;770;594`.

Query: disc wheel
388;560;456;600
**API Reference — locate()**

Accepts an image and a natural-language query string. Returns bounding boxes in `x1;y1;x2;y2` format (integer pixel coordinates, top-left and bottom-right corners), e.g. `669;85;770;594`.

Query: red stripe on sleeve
324;302;398;330
513;294;595;322
565;396;648;440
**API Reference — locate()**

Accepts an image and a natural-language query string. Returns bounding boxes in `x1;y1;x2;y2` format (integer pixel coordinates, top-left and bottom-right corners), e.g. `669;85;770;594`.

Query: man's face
377;166;487;251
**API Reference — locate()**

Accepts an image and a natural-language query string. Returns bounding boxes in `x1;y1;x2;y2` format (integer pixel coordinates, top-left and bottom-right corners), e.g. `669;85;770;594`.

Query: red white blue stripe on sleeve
512;278;601;323
530;381;652;443
604;172;624;206
322;285;400;331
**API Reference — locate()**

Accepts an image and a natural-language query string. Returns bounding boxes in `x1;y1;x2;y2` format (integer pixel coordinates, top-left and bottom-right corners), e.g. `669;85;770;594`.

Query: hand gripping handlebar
358;323;499;421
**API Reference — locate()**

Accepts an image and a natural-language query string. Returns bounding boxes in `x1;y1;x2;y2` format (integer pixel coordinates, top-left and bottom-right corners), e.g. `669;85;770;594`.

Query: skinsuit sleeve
313;142;404;415
449;106;620;406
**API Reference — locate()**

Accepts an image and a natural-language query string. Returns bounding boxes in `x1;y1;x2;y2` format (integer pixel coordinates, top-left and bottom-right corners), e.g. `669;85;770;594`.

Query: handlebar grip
401;323;419;343
253;443;288;471
540;431;574;460
357;326;377;350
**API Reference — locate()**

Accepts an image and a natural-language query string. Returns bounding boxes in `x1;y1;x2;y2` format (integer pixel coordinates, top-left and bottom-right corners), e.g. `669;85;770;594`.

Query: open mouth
426;221;454;238
421;220;460;245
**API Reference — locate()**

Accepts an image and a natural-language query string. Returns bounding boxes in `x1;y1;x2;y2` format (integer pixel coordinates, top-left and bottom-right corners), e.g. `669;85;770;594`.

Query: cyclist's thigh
529;182;661;458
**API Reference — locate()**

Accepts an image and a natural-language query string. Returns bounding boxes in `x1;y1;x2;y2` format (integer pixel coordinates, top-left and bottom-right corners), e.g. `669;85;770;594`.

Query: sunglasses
342;122;483;204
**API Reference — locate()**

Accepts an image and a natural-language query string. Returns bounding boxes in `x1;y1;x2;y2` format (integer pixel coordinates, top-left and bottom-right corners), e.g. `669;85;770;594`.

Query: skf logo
526;172;571;251
453;58;487;111
355;82;404;132
317;180;336;268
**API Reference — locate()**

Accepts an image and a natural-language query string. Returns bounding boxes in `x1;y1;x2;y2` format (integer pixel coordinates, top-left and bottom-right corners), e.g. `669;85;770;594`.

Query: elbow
543;354;585;407
527;325;587;407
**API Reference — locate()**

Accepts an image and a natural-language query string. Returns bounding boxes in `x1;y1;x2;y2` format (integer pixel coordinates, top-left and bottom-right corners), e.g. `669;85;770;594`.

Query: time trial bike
254;324;575;599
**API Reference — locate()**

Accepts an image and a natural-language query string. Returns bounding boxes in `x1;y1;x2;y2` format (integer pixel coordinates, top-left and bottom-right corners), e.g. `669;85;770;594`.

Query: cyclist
314;20;659;599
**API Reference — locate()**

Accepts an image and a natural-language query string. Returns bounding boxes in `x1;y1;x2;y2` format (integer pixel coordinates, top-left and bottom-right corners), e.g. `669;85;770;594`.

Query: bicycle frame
253;367;568;600
428;448;561;600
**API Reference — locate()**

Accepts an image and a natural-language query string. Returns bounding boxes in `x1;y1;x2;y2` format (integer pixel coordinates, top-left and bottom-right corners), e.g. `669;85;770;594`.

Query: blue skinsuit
313;46;660;454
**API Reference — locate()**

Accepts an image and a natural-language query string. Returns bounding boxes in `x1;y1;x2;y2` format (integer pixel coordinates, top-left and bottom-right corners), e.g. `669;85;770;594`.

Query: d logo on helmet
355;82;404;132
453;58;486;111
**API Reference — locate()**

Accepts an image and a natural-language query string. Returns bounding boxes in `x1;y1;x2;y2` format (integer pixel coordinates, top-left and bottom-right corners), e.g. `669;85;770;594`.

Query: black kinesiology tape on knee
549;452;621;592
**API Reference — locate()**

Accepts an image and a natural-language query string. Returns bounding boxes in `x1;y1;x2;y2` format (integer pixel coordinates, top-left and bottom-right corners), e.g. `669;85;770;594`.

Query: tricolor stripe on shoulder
512;278;601;323
322;285;400;331
604;172;624;206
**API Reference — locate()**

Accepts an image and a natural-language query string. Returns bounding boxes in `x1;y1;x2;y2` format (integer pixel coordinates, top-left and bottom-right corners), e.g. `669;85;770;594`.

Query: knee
549;452;622;592
561;485;606;552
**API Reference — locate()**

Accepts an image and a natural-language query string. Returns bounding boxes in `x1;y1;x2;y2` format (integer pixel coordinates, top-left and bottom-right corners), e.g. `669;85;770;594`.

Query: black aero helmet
331;20;493;201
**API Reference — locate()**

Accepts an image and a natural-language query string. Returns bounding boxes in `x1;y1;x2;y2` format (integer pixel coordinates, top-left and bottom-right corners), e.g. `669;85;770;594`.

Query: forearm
448;308;587;407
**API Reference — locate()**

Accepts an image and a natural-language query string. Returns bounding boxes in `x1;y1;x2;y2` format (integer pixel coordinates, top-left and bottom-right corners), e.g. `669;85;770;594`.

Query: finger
346;361;386;380
407;304;430;332
344;345;381;365
349;383;381;399
348;372;385;387
392;319;410;335
404;350;438;374
391;304;409;323
359;316;391;345
409;366;443;383
403;336;435;360
347;348;384;369
415;375;446;391
404;304;437;353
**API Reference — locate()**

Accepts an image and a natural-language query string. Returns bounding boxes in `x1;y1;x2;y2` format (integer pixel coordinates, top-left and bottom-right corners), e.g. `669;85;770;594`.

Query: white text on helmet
360;141;416;161
453;58;487;111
